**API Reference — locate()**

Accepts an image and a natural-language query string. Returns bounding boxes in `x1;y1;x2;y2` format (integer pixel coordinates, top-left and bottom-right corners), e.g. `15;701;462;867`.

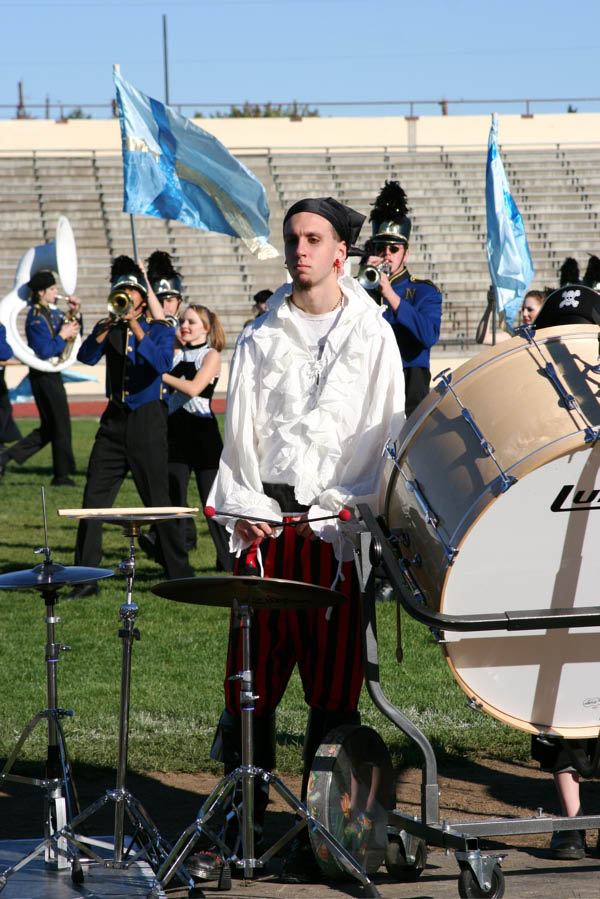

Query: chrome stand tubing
43;528;169;876
114;532;139;864
237;601;256;878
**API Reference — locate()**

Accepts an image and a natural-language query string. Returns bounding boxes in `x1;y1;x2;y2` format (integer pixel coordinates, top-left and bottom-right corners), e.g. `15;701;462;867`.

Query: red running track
12;398;227;418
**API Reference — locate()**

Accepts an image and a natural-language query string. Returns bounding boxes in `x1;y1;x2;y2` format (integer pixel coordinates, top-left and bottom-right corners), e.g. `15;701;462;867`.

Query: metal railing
2;95;600;121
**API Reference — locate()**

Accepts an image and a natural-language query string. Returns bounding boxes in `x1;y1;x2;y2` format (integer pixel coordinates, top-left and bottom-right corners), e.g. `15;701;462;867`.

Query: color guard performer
199;197;405;882
68;256;193;597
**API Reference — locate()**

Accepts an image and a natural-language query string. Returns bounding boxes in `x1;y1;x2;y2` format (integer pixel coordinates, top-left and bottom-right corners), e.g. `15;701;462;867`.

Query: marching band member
0;270;80;485
198;197;404;883
364;181;443;418
146;250;184;328
68;256;193;598
243;288;273;328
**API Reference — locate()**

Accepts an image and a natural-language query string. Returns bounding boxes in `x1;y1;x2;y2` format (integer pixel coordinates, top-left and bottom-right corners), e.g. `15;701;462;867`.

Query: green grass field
0;417;530;777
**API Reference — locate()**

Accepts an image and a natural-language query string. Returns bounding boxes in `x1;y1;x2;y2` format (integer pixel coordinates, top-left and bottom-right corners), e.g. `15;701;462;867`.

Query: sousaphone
0;216;80;372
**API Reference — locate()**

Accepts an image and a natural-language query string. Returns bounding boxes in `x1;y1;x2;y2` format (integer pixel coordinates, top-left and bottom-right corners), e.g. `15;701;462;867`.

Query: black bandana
283;197;365;251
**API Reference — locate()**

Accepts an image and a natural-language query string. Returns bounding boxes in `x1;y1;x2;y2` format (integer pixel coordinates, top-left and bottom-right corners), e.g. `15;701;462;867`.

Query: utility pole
162;14;170;105
17;81;26;119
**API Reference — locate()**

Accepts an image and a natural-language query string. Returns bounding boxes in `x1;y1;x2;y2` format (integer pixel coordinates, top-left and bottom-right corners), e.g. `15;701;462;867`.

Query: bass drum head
444;441;600;738
307;725;394;879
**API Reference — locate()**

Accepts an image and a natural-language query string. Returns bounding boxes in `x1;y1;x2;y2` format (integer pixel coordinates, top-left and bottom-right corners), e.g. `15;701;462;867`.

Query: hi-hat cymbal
152;576;345;610
0;563;114;591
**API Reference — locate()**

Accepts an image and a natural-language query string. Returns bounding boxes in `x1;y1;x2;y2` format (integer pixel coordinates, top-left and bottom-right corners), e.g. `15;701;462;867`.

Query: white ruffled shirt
207;274;405;561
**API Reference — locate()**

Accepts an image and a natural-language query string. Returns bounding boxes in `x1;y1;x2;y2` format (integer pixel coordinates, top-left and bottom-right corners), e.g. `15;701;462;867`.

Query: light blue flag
113;69;278;260
485;113;534;332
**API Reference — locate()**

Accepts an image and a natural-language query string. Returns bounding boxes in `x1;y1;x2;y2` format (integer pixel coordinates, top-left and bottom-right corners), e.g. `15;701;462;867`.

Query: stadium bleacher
1;145;598;360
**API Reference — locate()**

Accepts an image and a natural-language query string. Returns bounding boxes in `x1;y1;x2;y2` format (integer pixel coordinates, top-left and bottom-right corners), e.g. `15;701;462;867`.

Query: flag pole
129;215;139;260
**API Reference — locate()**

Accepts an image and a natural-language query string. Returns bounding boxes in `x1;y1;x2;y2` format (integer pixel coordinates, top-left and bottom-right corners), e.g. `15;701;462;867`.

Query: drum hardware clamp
384;442;458;563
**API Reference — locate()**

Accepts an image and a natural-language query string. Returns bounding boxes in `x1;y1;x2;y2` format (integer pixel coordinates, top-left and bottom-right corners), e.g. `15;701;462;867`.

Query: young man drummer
203;197;405;881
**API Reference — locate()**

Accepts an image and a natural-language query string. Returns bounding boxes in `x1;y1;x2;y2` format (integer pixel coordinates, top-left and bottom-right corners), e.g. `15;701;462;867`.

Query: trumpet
107;287;133;318
357;262;391;291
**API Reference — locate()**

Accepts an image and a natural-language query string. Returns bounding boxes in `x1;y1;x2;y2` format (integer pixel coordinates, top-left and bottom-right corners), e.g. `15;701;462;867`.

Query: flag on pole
485;113;534;332
113;69;278;260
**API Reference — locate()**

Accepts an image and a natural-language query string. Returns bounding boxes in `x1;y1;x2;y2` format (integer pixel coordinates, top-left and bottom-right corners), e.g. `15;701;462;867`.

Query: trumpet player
0;269;81;485
68;255;193;598
364;181;442;418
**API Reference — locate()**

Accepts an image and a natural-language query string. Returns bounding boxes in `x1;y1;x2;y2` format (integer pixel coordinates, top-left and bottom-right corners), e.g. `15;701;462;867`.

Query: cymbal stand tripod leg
64;529;170;872
0;589;83;892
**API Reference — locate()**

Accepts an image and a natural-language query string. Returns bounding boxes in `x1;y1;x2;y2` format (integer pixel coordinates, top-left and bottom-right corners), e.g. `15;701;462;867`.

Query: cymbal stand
57;521;171;873
147;597;382;898
0;489;83;891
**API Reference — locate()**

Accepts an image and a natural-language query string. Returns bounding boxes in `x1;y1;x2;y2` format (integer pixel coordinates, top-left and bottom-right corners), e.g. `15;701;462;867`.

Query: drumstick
204;506;352;527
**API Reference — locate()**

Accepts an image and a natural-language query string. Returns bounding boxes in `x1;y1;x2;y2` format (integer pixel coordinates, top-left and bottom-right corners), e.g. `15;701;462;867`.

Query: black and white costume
167;342;233;571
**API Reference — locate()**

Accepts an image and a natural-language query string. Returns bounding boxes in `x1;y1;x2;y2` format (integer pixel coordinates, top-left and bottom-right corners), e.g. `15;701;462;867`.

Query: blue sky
2;0;599;119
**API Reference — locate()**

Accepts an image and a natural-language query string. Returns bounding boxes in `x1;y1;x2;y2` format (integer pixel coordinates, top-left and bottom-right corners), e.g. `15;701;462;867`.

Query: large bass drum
385;325;600;739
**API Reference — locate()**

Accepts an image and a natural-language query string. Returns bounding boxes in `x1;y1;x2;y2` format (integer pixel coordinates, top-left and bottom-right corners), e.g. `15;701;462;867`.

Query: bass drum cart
348;326;600;898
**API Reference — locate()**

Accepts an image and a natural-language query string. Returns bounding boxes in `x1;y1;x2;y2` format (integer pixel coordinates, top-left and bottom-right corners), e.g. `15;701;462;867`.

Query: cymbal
152;576;346;610
0;563;114;591
58;506;198;523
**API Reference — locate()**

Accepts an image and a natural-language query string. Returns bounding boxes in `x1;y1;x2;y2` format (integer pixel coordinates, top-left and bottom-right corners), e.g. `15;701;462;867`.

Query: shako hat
369;181;411;245
110;255;148;297
146;250;182;300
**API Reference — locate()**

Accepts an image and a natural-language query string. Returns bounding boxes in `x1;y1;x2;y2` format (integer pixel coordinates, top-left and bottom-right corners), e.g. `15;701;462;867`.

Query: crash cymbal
58;506;198;523
0;563;114;591
152;576;345;611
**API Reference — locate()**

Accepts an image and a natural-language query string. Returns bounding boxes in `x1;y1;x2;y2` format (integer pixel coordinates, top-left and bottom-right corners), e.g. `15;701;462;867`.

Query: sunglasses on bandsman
373;243;404;254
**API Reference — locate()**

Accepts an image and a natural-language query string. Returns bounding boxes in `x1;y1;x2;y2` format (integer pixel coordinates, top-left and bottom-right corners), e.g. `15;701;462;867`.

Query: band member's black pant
168;462;234;571
0;370;22;444
403;365;431;419
6;370;74;478
74;399;193;579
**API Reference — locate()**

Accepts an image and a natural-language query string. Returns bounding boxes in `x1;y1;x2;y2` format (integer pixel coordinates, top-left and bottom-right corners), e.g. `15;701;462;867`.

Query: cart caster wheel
385;834;427;881
458;863;504;898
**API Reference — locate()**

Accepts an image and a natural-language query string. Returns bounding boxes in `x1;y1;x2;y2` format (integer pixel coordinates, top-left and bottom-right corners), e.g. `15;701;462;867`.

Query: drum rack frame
356;503;600;898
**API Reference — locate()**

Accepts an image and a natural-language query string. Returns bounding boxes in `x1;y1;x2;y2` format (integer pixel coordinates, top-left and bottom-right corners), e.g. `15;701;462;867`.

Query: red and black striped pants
224;524;364;717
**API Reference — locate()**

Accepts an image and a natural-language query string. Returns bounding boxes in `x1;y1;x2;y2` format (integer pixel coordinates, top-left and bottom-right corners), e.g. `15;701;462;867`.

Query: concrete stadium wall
1;112;599;154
